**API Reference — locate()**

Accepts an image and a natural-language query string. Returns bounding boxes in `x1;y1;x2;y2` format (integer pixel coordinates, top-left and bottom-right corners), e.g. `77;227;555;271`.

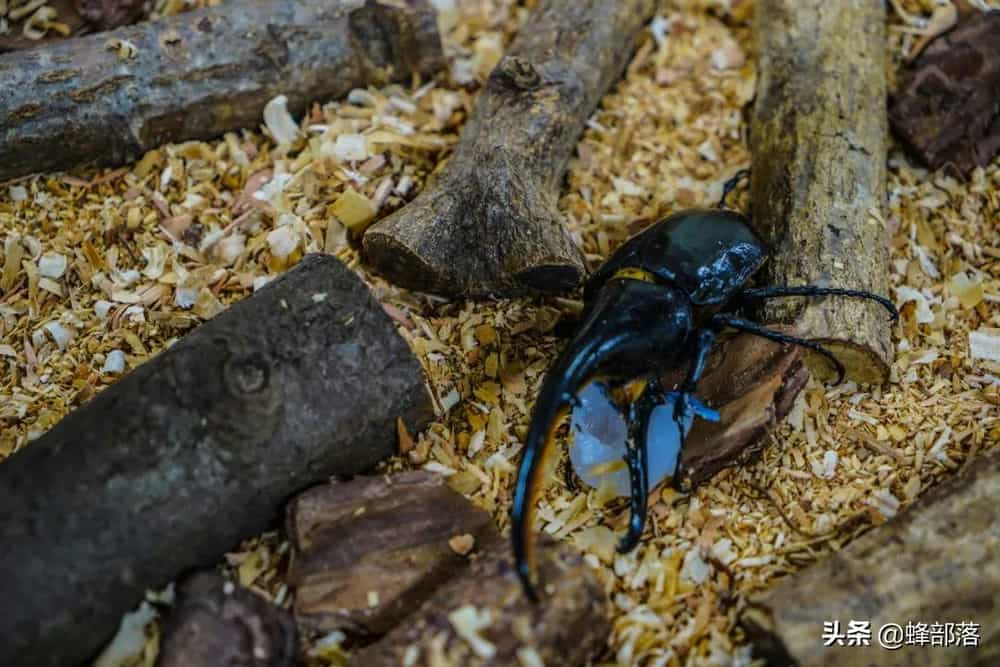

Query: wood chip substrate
1;1;998;665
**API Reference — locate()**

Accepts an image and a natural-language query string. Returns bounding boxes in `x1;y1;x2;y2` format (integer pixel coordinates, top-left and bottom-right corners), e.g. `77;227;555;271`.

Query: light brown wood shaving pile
1;1;997;665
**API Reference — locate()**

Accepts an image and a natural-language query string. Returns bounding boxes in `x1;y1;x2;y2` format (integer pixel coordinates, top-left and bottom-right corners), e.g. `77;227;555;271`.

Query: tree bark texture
363;0;657;298
157;572;297;667
287;470;498;637
750;0;894;384
0;253;433;667
889;11;1000;175
0;0;444;182
741;449;1000;667
349;535;610;666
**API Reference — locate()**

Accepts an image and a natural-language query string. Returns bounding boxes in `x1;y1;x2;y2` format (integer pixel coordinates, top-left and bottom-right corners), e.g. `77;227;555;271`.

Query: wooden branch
741;449;1000;666
287;471;498;637
158;572;297;667
363;0;656;298
0;0;444;182
750;0;894;384
675;330;807;489
889;11;1000;175
0;254;433;667
349;535;609;666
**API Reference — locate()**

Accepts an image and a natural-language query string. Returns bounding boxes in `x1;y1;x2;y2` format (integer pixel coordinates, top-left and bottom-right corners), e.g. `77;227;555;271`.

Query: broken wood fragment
741;448;1000;666
672;330;808;489
0;254;433;667
158;572;297;667
0;0;444;182
751;0;894;384
363;0;657;298
349;535;609;666
76;0;146;31
889;11;1000;175
287;470;498;637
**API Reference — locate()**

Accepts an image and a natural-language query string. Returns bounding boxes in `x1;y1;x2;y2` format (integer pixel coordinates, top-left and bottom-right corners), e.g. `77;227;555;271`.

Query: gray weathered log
741;448;1000;666
157;572;297;667
0;0;444;182
0;253;433;667
288;470;498;637
349;535;609;666
363;0;657;298
751;0;894;384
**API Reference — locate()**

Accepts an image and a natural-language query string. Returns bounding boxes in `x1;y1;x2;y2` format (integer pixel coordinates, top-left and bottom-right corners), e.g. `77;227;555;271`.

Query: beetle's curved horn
511;336;610;601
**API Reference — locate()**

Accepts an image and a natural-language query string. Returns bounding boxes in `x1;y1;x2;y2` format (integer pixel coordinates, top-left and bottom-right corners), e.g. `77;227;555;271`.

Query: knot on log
491;55;543;91
224;353;271;395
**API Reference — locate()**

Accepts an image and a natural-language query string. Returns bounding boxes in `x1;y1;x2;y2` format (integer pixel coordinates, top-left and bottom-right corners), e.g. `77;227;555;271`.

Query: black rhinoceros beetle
511;185;897;601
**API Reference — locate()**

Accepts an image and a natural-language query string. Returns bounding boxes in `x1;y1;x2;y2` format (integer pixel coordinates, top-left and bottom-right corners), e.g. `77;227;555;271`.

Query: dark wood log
889;11;1000;175
349;535;609;666
0;253;433;667
0;0;444;182
158;572;297;667
741;448;1000;666
750;0;894;384
363;0;657;298
287;470;498;637
674;330;808;489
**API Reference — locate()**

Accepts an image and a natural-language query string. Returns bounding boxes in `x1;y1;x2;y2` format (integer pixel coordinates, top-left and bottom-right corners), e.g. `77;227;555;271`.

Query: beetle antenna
709;314;846;384
718;169;751;209
739;286;899;322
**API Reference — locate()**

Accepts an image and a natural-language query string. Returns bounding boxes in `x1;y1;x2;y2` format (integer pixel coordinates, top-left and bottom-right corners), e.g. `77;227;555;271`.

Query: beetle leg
674;328;721;425
617;383;661;553
709;314;848;384
738;286;899;322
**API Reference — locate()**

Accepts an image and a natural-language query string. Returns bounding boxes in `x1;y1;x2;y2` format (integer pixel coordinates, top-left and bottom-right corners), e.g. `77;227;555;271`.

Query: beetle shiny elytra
511;208;898;601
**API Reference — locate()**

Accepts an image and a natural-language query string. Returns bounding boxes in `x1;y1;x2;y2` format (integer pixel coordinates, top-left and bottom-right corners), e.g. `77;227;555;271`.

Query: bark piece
741;448;1000;666
349;535;609;666
671;330;808;488
158;572;297;667
750;0;894;384
363;0;657;298
889;11;1000;175
0;254;433;667
0;0;444;182
76;0;146;31
287;470;498;637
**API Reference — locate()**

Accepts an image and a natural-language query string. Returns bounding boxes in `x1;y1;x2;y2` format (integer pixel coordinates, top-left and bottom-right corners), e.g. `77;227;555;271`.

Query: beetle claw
617;445;648;553
670;391;720;425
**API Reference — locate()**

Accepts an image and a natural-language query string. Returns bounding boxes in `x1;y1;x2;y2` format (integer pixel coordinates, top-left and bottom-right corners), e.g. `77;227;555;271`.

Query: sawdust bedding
1;0;997;665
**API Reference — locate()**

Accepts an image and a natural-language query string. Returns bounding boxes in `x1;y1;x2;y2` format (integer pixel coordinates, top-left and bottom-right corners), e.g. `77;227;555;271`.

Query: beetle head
586;209;767;306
